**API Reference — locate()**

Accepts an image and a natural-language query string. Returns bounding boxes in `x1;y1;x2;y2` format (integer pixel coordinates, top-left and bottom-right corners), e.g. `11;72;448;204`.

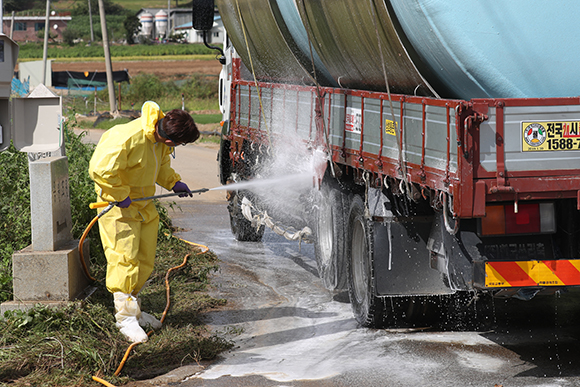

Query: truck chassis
219;58;580;327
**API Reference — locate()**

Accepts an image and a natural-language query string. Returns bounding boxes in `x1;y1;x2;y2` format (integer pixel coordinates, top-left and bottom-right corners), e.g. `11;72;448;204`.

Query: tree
72;0;123;16
123;13;141;45
4;0;41;12
36;28;58;42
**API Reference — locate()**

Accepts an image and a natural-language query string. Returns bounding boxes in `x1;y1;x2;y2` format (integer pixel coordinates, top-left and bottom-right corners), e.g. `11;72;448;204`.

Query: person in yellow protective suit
88;101;199;343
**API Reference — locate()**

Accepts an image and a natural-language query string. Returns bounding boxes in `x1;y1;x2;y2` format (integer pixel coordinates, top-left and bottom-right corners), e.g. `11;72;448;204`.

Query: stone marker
30;156;72;251
1;156;92;314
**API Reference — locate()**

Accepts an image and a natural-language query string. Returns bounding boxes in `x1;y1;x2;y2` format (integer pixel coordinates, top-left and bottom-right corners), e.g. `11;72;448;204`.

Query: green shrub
0;117;108;303
183;76;219;100
123;73;167;102
112;74;217;111
0;146;30;302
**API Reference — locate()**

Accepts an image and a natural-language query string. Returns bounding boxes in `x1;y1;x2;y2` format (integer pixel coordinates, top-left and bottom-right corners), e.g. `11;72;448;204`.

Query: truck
192;0;580;328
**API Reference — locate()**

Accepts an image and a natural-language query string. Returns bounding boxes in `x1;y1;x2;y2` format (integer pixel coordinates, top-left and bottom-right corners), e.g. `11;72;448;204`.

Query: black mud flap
373;216;453;296
427;214;478;291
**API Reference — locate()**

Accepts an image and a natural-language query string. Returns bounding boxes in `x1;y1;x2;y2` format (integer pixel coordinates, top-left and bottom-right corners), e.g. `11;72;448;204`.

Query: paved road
130;140;580;387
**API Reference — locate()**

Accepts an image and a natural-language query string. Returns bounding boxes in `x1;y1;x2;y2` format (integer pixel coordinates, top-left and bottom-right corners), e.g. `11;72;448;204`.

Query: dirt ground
50;59;223;80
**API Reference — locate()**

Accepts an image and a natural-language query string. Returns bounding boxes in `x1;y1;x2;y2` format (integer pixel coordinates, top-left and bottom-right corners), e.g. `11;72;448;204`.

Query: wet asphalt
151;198;580;387
150;141;580;387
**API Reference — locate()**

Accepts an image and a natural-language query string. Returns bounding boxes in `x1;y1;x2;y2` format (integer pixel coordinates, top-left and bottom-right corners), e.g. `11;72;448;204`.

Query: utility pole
167;0;171;40
98;0;117;114
88;0;94;43
10;11;14;39
42;0;50;85
0;0;3;34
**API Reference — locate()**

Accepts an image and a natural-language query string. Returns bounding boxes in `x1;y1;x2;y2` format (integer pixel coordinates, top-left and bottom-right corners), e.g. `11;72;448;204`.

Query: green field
52;0;193;12
18;43;216;59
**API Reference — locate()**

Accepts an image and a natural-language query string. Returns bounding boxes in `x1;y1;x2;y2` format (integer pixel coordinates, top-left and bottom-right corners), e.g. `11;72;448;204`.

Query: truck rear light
481;205;505;235
504;203;539;234
480;203;555;236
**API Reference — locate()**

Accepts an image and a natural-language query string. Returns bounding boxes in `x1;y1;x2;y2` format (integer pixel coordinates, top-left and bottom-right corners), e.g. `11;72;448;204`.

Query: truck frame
194;1;580;328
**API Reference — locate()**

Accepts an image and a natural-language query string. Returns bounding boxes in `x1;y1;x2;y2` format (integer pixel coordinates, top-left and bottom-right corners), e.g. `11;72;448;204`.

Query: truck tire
314;184;348;290
228;190;265;242
347;194;385;327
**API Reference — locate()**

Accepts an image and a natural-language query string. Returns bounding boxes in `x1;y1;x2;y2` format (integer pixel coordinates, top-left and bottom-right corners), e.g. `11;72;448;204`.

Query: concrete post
1;157;92;314
30;157;72;251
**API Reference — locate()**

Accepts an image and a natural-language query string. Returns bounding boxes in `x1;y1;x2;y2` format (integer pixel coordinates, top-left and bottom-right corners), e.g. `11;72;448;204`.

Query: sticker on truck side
345;107;362;133
385;119;397;136
522;121;580;151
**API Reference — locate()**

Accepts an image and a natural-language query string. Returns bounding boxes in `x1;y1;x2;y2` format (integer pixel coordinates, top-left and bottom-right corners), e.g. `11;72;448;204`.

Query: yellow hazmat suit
89;101;181;295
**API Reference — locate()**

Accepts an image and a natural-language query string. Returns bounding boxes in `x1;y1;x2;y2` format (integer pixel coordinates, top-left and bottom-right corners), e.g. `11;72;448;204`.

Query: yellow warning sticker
385;119;397;136
522;121;580;151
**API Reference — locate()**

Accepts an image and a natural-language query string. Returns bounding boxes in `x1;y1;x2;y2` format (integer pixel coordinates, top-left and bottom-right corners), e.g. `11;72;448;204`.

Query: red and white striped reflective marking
485;260;580;287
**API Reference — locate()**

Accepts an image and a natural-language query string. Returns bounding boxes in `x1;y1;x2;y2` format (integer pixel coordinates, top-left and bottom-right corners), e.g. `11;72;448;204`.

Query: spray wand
79;188;210;282
89;188;210;210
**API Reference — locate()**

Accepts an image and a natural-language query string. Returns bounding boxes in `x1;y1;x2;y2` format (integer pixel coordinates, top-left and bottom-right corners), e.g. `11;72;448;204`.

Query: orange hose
91;376;117;387
113;341;141;377
112;252;191;377
79;215;98;282
82;203;210;386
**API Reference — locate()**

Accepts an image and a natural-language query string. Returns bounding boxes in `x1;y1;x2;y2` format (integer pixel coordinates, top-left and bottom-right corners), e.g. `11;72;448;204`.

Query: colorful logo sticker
522;121;580;151
385;119;397;136
523;123;547;148
345;107;362;133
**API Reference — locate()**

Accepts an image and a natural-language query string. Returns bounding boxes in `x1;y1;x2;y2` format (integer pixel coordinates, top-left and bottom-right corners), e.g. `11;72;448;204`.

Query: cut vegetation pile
0;243;231;386
0;126;232;386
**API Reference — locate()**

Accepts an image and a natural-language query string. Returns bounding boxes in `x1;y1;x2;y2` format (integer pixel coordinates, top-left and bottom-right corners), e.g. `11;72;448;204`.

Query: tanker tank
389;0;580;99
216;0;580;100
216;0;438;96
215;0;335;86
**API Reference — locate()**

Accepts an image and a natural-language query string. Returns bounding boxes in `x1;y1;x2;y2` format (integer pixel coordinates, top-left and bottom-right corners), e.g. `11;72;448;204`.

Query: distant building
2;13;71;43
175;16;223;44
136;8;193;40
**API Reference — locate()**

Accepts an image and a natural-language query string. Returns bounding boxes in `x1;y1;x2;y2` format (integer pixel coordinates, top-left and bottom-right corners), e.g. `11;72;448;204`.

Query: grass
82;114;220;131
60;72;220;117
18;43;217;60
92;117;132;130
192;113;222;125
20;54;216;63
51;0;185;12
198;134;221;144
0;200;232;386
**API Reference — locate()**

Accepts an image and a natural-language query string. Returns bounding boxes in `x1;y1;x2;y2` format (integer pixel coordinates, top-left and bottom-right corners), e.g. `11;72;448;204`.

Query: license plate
522;121;580;151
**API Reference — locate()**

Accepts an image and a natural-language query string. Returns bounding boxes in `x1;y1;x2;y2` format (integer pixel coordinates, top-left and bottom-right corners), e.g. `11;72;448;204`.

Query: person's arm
88;139;130;203
155;146;182;190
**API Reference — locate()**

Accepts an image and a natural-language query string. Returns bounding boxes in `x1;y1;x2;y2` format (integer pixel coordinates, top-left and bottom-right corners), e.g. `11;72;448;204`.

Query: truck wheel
314;185;348;290
347;194;385;327
228;190;265;242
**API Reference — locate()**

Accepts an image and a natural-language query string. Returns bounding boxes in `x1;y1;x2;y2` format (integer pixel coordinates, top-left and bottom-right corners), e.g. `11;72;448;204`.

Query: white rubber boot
113;292;148;343
136;298;162;330
139;311;163;330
